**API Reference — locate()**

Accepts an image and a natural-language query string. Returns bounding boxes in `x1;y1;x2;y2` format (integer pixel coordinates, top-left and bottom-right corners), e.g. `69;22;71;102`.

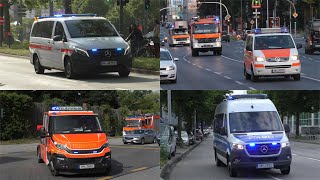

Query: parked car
195;129;203;141
222;31;230;42
123;129;157;145
304;19;320;54
181;131;190;145
160;124;176;159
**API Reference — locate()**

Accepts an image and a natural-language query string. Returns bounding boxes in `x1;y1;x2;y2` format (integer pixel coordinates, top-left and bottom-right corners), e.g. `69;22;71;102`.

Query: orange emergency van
36;106;111;176
122;114;160;135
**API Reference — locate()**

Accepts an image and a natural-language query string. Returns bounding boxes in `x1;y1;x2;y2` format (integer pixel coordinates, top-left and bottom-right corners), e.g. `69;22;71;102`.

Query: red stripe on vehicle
261;49;290;58
29;44;52;51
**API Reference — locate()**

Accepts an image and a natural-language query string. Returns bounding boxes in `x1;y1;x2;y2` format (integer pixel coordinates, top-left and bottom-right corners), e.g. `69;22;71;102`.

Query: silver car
123;129;157;145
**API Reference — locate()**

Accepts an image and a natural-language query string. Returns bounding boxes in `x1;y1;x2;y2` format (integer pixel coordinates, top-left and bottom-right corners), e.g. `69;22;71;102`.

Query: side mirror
220;127;227;136
39;127;46;138
174;58;179;61
296;43;302;49
284;124;290;133
53;35;62;41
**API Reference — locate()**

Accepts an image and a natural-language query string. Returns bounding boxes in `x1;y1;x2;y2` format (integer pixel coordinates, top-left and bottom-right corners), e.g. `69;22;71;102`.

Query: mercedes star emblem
275;57;281;62
260;145;268;153
105;50;112;57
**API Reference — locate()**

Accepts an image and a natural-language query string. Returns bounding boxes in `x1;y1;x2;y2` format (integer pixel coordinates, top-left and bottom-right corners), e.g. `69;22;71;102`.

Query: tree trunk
4;0;10;40
295;112;300;137
64;0;72;14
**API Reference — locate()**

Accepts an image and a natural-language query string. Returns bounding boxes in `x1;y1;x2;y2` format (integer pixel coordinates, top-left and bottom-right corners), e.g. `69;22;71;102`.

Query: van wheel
228;158;237;177
244;65;251;80
293;74;301;81
153;138;157;143
251;67;259;82
37;147;44;163
64;58;76;79
280;166;290;175
141;138;145;145
118;65;130;77
214;150;223;167
34;55;45;74
49;160;59;176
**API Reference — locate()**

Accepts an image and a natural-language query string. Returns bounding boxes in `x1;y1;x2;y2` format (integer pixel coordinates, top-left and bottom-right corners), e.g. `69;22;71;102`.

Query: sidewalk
160;140;202;180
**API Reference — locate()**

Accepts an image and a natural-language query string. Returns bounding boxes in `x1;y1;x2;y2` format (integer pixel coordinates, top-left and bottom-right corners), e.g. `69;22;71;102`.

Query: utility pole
49;0;54;16
289;4;291;33
240;0;243;32
220;0;222;25
267;0;269;28
0;1;3;47
168;90;171;125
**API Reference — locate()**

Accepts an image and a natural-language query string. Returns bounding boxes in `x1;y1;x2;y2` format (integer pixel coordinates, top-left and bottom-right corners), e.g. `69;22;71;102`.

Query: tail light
310;35;313;45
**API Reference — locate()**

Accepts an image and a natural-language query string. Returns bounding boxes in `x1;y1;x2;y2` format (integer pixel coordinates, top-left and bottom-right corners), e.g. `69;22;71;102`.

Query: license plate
257;163;274;169
272;69;285;73
203;45;213;48
79;164;95;169
315;45;320;47
101;61;117;66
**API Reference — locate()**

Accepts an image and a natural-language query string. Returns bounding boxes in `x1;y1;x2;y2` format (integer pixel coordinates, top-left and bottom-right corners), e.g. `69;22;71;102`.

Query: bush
160;144;169;166
0;92;33;141
11;41;29;50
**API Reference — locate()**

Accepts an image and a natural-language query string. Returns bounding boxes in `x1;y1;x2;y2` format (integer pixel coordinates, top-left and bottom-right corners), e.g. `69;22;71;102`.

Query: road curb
160;140;203;180
0;53;159;75
290;139;320;145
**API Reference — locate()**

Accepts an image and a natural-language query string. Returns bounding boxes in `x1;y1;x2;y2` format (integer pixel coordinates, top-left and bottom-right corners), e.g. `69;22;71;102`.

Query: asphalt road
160;28;320;90
0;138;160;180
169;133;320;180
0;55;159;90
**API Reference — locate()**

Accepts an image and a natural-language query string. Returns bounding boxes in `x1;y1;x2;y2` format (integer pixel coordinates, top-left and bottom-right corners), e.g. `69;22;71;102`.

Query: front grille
198;38;216;43
67;157;103;164
160;68;166;70
88;49;125;58
266;57;289;62
176;38;187;41
246;143;281;156
265;65;291;69
66;146;104;154
125;137;133;140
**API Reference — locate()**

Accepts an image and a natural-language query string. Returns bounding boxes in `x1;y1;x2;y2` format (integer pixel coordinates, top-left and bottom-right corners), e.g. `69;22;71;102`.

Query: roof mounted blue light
51;106;83;111
39;14;96;19
249;143;255;147
253;28;262;34
214;17;220;22
272;142;277;145
116;48;122;51
281;27;289;33
91;49;98;52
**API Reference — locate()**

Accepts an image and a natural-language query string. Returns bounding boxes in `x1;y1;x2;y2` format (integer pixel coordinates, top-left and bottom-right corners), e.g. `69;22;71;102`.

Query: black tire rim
35;58;40;72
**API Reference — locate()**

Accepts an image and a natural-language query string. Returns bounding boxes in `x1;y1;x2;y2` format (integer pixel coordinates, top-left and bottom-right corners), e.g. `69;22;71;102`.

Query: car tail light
310;35;313;45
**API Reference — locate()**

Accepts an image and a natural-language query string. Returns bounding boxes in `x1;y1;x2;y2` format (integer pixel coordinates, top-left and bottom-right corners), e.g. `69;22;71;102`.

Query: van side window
214;114;224;134
54;22;65;38
31;21;54;38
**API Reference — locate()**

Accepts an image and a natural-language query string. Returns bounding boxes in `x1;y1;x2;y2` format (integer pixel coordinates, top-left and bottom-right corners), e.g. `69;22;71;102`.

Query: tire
293;74;301;81
169;44;173;47
123;142;128;144
228;158;237;177
214;150;223;167
141;138;145;145
244;65;251;80
280;166;290;175
192;49;199;56
37;147;44;163
171;78;177;83
64;58;76;79
251;67;259;82
118;65;130;77
49;160;60;176
34;55;45;74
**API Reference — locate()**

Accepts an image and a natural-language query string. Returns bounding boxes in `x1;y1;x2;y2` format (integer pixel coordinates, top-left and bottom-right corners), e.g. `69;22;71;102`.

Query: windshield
125;120;140;127
160;51;172;61
65;19;119;38
193;23;219;34
254;35;295;50
173;29;188;35
133;130;145;134
229;111;283;133
52;115;102;134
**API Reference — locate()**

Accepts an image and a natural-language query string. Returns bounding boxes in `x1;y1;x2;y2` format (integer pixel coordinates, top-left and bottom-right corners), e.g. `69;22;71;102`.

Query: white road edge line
198;65;203;68
302;76;320;82
235;81;243;85
249;87;256;90
205;68;212;72
221;55;242;63
224;76;232;79
266;174;283;180
307;157;320;162
214;72;222;75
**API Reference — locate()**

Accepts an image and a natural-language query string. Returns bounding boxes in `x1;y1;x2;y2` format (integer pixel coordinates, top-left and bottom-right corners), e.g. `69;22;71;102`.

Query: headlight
289;55;298;61
73;47;89;57
193;38;198;43
102;142;109;148
166;66;175;70
122;131;126;135
232;143;244;150
54;142;67;150
255;57;265;62
125;46;131;55
281;142;290;148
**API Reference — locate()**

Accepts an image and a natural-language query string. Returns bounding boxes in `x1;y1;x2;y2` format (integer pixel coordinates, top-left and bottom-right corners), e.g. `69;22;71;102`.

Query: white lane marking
197;65;203;68
308;58;313;60
205;68;212;72
249;87;256;90
224;76;231;79
214;72;221;75
302;76;320;82
292;153;297;156
221;55;243;63
266;174;283;180
192;63;196;66
115;88;129;90
235;81;243;85
302;56;306;58
307;157;320;162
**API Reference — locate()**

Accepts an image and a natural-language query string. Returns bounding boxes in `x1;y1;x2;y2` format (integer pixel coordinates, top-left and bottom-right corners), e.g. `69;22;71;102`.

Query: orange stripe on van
292;62;301;66
261;49;290;58
254;64;265;68
172;34;189;39
29;43;52;51
193;33;219;39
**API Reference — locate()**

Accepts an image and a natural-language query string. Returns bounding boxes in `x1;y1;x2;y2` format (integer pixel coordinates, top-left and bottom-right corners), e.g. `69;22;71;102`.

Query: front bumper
173;40;190;45
51;152;111;172
230;147;292;169
253;62;301;76
192;42;222;51
123;137;141;144
160;70;177;81
70;53;132;74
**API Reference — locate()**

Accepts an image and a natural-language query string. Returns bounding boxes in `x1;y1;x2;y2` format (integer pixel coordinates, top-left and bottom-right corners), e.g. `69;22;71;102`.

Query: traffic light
145;0;150;10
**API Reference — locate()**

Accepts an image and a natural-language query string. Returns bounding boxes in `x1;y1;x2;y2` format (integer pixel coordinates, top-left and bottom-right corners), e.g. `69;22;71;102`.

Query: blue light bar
253;28;262;34
39;14;96;19
249;143;255;147
74;151;79;154
214;17;220;22
272;142;277;145
51;106;83;111
91;49;98;52
93;151;98;153
227;96;235;100
116;48;122;51
281;27;289;33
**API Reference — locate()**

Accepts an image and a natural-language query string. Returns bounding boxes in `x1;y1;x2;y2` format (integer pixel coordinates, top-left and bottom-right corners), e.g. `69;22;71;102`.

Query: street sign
225;14;231;20
253;11;261;15
293;12;298;18
250;20;255;25
0;17;4;25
